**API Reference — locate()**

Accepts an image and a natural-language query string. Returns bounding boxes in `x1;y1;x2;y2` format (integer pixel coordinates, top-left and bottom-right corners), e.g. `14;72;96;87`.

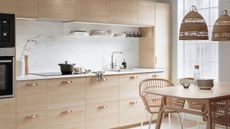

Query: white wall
16;20;140;73
218;0;230;81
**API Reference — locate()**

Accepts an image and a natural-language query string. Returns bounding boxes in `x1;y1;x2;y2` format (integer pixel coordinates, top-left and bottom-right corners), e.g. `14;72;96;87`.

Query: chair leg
197;116;201;129
148;114;153;129
168;113;171;129
176;113;184;129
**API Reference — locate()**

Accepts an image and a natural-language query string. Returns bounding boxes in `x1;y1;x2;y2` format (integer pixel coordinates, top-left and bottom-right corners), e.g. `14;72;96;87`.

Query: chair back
139;78;174;114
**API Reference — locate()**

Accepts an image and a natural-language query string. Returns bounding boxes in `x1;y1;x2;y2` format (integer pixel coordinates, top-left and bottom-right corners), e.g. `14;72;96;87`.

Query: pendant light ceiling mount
212;10;230;41
179;5;209;40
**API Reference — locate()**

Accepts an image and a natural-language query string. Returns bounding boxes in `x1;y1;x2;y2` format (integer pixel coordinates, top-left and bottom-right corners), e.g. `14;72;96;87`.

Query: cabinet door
47;106;85;129
119;74;147;100
0;98;16;129
155;3;171;80
16;80;46;113
86;76;118;104
39;0;77;21
138;0;155;26
46;78;86;109
110;0;138;25
119;98;147;126
78;0;110;23
0;0;17;14
17;0;39;18
86;101;118;129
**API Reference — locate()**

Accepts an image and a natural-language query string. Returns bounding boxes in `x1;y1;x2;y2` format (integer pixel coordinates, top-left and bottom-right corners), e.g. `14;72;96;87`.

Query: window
178;0;219;79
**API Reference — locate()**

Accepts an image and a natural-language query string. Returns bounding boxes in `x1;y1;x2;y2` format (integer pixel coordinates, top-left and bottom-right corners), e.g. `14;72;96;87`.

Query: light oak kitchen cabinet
154;3;171;79
86;76;119;129
17;0;39;18
0;98;16;129
118;74;147;126
138;0;155;26
38;0;77;21
77;0;110;23
16;80;47;129
46;78;86;129
110;0;138;25
139;3;171;80
0;0;17;14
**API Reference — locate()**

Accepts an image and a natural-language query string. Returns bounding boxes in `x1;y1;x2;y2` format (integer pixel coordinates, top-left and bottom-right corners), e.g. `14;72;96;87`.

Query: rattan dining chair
139;78;185;129
210;100;230;129
180;77;204;129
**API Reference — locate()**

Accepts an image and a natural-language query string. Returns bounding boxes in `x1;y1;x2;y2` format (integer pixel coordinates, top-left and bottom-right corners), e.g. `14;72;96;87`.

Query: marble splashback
16;20;140;73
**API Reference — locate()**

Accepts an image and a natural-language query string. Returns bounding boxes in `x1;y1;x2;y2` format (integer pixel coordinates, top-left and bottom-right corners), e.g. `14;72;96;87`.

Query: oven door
0;57;13;98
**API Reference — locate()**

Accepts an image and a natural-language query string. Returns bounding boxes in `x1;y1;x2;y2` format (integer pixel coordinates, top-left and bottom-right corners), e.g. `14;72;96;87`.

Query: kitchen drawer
86;76;118;104
47;105;85;129
0;98;16;129
46;78;86;109
17;94;46;113
119;98;146;126
16;80;46;97
17;111;46;129
86;101;118;129
119;74;147;100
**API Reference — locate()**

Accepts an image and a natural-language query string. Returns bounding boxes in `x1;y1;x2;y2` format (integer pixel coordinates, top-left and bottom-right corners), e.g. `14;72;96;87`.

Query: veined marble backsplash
16;20;140;74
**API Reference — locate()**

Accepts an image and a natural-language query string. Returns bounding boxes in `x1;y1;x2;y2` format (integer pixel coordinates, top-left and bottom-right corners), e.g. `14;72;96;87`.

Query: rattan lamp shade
179;5;209;40
212;10;230;41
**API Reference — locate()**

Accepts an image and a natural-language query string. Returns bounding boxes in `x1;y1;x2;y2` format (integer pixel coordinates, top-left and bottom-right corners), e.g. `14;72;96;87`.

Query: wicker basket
212;10;230;41
179;5;209;40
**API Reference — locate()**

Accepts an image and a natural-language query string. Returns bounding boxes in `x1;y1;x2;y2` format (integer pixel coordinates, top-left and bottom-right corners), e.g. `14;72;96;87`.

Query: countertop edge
16;68;164;81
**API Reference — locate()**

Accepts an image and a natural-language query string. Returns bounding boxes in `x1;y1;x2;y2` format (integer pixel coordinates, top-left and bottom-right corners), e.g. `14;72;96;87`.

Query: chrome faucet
111;51;122;69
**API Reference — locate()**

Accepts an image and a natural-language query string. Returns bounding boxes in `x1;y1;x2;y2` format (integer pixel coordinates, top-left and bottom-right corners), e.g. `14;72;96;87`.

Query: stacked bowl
197;79;214;90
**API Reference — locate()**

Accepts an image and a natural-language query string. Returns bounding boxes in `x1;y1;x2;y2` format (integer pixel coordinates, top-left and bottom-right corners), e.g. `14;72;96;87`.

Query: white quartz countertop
16;68;164;81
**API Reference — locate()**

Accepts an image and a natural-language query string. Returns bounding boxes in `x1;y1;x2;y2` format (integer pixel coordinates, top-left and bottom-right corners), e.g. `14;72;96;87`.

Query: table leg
155;97;166;129
206;100;213;129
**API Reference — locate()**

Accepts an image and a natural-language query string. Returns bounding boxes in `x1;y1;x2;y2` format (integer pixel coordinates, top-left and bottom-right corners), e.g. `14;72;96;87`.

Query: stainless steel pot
58;61;75;75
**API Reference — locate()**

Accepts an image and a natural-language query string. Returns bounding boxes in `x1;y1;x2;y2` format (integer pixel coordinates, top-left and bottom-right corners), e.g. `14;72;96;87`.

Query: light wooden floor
131;117;226;129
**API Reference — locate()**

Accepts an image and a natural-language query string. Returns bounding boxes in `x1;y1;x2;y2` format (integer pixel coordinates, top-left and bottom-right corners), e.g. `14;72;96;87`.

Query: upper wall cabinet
0;0;17;14
78;0;110;23
138;0;155;26
110;0;138;25
39;0;77;21
17;0;39;18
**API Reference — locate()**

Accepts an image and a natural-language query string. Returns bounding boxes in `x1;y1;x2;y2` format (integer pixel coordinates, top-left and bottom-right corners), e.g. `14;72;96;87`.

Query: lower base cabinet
0;98;16;129
86;101;119;129
13;73;158;129
119;98;146;127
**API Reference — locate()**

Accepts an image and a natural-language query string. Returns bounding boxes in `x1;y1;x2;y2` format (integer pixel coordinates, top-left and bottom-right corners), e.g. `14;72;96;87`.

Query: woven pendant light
212;10;230;41
179;5;209;40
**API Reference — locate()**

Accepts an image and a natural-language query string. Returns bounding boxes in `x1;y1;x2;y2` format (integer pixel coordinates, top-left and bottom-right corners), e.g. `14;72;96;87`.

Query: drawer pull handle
152;75;159;78
97;105;108;110
103;78;108;81
62;80;72;85
26;83;38;87
61;110;73;115
25;115;38;119
129;76;138;79
129;101;138;105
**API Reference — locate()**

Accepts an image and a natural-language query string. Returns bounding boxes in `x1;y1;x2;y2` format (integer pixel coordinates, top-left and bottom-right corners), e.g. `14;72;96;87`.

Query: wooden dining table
145;82;230;129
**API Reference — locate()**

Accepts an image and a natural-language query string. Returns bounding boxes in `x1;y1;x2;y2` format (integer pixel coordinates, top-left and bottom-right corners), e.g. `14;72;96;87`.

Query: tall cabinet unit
154;3;171;79
139;2;171;80
17;0;39;18
0;0;17;14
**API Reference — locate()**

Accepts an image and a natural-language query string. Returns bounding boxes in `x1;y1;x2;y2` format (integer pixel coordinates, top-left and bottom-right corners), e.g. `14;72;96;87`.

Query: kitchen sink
106;68;137;72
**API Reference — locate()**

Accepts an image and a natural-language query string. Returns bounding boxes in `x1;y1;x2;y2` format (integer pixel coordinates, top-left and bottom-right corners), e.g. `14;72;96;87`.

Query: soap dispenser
122;59;127;69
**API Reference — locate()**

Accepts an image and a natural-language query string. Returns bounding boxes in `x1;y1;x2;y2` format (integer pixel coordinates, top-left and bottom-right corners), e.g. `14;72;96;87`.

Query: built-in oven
0;56;14;98
0;13;15;99
0;13;15;48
